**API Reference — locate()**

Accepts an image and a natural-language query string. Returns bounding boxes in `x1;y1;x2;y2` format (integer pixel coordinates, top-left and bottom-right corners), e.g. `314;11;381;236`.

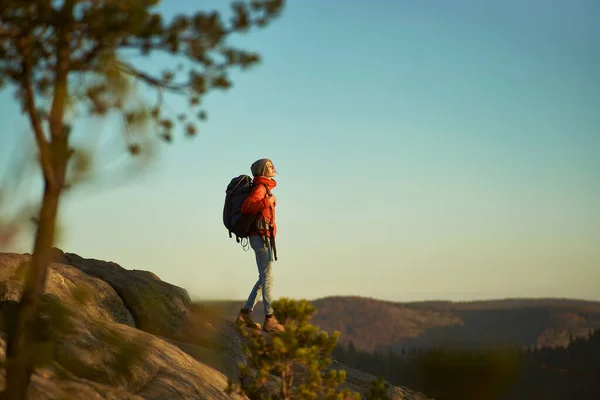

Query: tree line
333;328;600;400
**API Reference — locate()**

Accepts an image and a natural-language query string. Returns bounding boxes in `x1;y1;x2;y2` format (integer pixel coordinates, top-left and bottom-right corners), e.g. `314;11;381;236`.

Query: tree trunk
4;180;62;400
4;3;72;395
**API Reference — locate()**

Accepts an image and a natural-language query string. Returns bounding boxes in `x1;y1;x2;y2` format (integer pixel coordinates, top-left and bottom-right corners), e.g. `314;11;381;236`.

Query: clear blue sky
1;0;599;302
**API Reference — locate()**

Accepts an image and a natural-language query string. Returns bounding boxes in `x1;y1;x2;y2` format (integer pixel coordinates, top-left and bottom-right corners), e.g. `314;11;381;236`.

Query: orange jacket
241;177;277;237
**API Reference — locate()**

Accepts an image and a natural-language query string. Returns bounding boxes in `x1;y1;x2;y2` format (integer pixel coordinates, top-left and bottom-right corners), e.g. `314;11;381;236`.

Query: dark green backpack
223;175;270;242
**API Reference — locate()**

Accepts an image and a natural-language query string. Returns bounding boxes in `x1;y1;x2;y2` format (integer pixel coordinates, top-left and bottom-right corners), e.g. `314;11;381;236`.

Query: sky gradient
1;0;599;302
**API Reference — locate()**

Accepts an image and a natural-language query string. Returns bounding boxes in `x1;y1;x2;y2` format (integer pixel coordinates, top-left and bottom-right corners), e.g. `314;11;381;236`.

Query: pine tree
366;376;391;400
228;298;361;400
0;2;284;398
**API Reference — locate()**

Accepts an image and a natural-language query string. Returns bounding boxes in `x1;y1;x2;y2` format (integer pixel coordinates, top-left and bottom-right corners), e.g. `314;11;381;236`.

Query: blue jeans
244;235;275;315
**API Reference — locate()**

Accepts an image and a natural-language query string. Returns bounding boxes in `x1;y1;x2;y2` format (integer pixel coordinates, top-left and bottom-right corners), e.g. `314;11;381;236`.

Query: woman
235;158;285;332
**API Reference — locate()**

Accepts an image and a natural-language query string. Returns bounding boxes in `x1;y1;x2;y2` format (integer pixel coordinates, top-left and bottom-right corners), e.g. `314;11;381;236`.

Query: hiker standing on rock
235;158;285;333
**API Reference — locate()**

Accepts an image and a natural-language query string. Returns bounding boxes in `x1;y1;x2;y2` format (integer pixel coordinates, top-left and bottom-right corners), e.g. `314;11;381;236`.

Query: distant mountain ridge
203;295;600;353
403;297;600;311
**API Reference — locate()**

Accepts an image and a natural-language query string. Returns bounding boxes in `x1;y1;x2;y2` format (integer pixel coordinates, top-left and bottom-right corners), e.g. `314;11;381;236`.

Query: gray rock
0;251;430;399
61;252;200;341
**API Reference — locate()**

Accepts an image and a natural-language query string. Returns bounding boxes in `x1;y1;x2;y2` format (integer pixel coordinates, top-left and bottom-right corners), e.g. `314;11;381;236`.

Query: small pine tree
366;376;390;400
228;297;361;400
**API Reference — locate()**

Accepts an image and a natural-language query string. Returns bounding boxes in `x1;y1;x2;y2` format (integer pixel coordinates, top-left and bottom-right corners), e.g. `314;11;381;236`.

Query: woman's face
264;161;276;177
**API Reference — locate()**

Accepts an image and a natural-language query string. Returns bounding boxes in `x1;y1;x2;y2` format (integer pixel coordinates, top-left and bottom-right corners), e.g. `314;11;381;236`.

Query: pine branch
116;62;189;92
71;42;104;71
0;26;20;39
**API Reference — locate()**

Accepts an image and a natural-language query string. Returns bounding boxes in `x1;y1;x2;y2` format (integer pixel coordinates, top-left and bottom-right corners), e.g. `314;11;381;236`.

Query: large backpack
223;175;270;242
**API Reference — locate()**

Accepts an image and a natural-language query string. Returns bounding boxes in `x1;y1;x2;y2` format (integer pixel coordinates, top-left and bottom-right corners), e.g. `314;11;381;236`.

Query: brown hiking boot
263;314;285;333
236;309;261;329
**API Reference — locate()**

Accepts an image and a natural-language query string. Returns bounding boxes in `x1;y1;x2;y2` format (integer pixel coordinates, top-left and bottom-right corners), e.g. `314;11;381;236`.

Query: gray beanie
250;158;273;177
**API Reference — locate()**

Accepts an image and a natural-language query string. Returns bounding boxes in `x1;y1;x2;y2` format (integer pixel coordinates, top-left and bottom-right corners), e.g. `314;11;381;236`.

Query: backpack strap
269;227;278;261
261;183;271;197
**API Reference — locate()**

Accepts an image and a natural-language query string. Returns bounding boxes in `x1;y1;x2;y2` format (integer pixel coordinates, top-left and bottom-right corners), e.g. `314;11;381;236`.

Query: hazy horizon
193;295;600;304
1;0;599;303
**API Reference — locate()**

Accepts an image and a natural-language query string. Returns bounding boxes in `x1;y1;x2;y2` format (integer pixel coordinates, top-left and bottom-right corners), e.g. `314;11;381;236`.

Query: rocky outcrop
60;251;204;341
0;250;430;400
